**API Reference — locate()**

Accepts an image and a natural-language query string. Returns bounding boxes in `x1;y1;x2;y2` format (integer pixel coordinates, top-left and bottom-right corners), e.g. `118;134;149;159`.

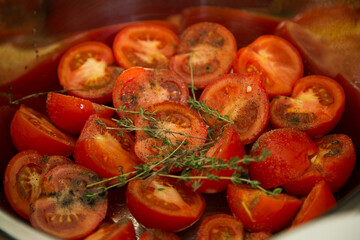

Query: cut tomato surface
112;67;189;122
283;134;356;195
30;164;108;239
46;92;114;135
126;176;205;232
113;22;178;69
58;41;121;104
134;102;207;172
227;183;302;233
249;128;318;189
74;114;140;178
196;213;244;240
170;22;237;89
270;75;345;138
233;35;303;98
84;219;136;240
199;73;269;145
10;105;76;156
3;150;73;220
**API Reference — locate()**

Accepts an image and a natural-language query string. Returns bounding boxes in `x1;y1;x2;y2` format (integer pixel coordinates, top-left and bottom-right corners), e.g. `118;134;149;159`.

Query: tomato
74;114;140;178
3;150;73;220
30;164;108;239
10;105;76;156
58;41;121;104
291;180;337;228
199;73;269;145
186;126;246;193
84;219;136;240
283;134;356;195
126;176;205;232
233;35;303;98
140;228;181;240
112;22;178;69
196;213;244;240
112;67;189;122
270;75;345;138
244;231;272;240
46;92;114;135
227;183;302;233
170;22;237;89
249;128;318;189
134;102;207;172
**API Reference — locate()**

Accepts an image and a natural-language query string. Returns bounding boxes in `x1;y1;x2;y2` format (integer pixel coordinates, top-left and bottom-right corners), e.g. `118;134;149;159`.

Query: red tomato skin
47;92;113;135
196;213;244;240
10;105;76;156
30;164;108;240
126;177;205;232
3;150;73;220
186;126;246;193
270;75;345;138
249;128;318;189
233;35;303;98
199;73;270;145
113;22;178;69
283;134;356;195
74;114;140;178
58;41;118;104
227;184;302;233
291;180;337;227
244;231;272;240
112;67;189;122
140;229;181;240
170;22;237;89
84;219;136;240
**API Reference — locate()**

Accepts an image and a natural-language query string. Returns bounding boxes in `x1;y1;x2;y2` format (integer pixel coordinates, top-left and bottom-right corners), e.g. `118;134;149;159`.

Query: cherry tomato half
113;22;178;69
199;73;269;145
233;35;303;98
30;164;108;239
134;102;207;172
196;213;244;240
170;22;237;89
112;67;189;122
282;134;356;195
291;180;337;228
249;128;318;189
3;150;72;220
58;41;121;104
84;219;136;240
46;92;114;135
10;104;76;156
227;183;302;233
126;176;205;232
270;75;345;138
74;114;140;178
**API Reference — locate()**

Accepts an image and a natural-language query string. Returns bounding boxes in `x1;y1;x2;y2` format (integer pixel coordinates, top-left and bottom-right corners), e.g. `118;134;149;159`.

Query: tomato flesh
84;219;136;240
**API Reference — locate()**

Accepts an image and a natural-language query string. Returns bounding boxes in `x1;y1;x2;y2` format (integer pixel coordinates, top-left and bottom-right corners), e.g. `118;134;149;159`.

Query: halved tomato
126;176;205;232
199;73;269;145
112;67;189;122
134;102;207;172
47;92;114;135
249;128;318;189
84;219;136;240
283;134;356;195
3;150;73;220
58;41;121;104
170;22;237;89
74;114;140;178
112;22;178;69
196;213;244;240
233;35;303;98
270;75;345;138
227;183;302;233
244;231;272;240
140;228;181;240
10;104;76;156
186;125;246;193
